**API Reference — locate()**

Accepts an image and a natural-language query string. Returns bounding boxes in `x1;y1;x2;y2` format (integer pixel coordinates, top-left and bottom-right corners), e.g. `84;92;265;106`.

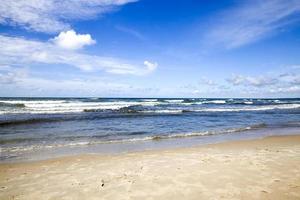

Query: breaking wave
1;98;300;115
0;123;267;153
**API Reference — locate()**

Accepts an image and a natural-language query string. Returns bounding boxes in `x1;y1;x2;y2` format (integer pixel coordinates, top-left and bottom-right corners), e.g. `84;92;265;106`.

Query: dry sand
1;135;300;200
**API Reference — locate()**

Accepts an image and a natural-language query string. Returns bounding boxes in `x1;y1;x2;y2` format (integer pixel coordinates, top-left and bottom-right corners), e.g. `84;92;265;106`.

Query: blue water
1;97;300;161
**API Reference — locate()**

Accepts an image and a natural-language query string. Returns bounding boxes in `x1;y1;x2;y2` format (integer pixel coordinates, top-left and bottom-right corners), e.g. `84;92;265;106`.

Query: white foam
1;99;300;115
142;99;158;102
204;100;226;104
136;109;180;114
195;104;300;112
0;100;163;114
0;125;262;154
165;99;184;103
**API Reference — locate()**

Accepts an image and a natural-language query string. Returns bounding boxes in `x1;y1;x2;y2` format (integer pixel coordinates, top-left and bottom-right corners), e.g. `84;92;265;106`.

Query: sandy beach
1;135;300;200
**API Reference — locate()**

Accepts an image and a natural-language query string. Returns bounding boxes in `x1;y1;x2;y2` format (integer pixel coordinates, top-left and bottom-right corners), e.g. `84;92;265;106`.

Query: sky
0;0;300;98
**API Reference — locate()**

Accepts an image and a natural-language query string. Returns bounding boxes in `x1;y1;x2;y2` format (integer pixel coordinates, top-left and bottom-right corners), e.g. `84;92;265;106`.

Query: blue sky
0;0;300;97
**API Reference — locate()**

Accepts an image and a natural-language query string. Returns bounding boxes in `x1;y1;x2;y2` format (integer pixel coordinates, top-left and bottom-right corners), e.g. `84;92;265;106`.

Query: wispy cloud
115;25;145;40
0;0;137;33
198;77;217;86
0;67;27;84
0;69;160;97
0;34;157;75
206;0;300;48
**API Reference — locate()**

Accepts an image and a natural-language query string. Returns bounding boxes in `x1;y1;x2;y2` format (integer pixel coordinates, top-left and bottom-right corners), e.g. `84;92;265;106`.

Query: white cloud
207;0;300;48
115;25;145;40
143;61;158;72
226;67;300;96
227;74;277;87
199;77;217;86
269;85;300;93
0;65;12;71
186;69;300;97
0;71;161;97
0;0;137;33
0;35;157;75
52;30;96;50
0;67;27;84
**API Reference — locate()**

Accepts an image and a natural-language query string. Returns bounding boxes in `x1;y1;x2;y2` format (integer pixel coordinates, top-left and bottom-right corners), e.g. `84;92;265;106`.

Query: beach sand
1;135;300;200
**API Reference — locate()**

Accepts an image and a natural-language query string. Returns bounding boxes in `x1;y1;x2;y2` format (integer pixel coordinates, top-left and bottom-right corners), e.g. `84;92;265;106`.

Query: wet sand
1;135;300;199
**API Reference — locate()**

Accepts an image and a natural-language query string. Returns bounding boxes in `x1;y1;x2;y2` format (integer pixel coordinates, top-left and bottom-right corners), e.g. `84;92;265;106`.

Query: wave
0;99;167;114
162;99;226;104
83;105;144;113
118;104;299;114
156;123;266;140
142;109;183;114
195;104;300;112
141;99;158;102
1;98;300;115
0;138;40;145
1;103;300;126
0;117;67;127
203;100;226;104
164;99;184;103
0;123;267;153
140;104;300;113
0;102;25;108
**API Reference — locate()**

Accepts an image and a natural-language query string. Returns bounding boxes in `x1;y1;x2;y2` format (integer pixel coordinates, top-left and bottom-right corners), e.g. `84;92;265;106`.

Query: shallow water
1;97;300;162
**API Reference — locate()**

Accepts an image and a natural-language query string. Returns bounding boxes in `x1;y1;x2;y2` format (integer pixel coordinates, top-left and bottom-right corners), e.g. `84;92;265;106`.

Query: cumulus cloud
52;30;96;50
227;74;277;87
0;0;137;33
187;69;300;97
143;61;158;72
206;0;300;48
228;75;276;87
0;35;157;75
226;66;300;96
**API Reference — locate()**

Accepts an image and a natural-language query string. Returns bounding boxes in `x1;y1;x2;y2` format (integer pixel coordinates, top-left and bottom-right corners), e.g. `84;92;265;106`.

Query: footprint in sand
0;186;8;190
261;190;268;193
289;184;300;188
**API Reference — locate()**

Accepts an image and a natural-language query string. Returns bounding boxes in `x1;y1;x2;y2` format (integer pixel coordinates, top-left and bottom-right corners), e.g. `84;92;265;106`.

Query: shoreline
1;134;300;199
2;126;300;163
1;133;300;164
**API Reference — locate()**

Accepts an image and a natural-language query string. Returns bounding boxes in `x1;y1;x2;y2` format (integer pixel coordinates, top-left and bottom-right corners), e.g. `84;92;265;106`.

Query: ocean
1;97;300;162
